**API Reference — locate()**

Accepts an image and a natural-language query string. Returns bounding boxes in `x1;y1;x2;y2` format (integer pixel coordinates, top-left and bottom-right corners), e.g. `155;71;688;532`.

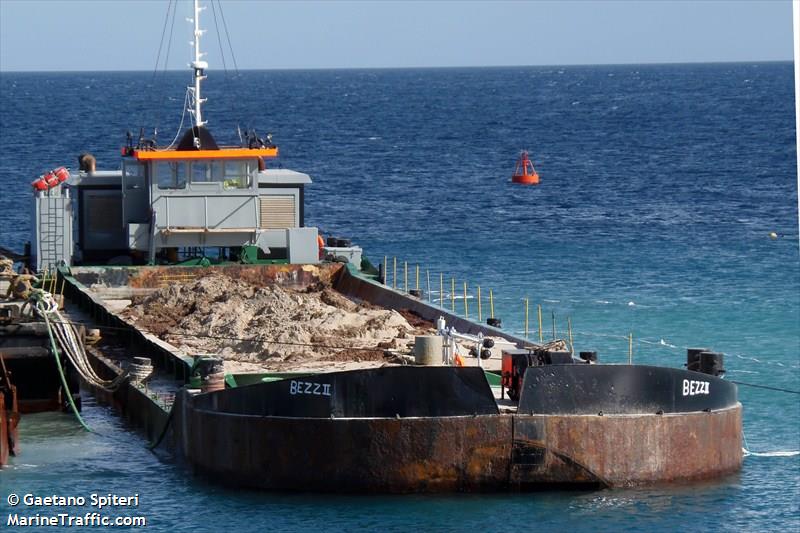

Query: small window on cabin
156;162;186;189
223;161;251;189
191;162;210;183
123;161;144;178
190;161;225;183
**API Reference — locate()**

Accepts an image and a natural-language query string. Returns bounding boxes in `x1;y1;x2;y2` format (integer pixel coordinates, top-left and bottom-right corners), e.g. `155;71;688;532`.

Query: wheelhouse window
222;160;252;189
155;162;187;189
191;161;223;183
155;159;252;189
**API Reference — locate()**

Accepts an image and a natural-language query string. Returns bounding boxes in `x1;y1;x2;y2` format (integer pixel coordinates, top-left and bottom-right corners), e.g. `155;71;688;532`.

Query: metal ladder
37;191;65;271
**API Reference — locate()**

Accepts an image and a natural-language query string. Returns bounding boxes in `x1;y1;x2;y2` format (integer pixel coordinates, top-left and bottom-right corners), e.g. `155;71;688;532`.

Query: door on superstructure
122;160;149;223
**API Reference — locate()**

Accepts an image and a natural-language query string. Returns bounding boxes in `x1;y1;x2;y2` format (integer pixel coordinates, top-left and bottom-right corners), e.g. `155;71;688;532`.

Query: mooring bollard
195;356;225;393
414;335;443;366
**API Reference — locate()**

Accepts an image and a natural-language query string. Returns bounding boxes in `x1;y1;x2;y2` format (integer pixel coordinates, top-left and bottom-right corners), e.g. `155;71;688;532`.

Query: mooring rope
741;429;800;458
32;292;93;432
30;290;127;392
729;380;800;395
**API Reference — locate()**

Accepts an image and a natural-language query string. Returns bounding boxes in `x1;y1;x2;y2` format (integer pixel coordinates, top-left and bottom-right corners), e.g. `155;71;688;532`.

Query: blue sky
0;0;794;71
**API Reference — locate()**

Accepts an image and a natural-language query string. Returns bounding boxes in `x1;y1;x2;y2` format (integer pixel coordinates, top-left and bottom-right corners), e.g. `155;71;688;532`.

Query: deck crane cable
210;0;229;78
151;0;174;83
217;0;239;74
215;0;254;136
150;0;181;139
210;0;239;136
136;0;174;134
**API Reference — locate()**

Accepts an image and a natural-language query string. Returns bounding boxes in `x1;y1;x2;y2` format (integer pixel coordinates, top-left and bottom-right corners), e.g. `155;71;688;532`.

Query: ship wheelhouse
30;0;321;270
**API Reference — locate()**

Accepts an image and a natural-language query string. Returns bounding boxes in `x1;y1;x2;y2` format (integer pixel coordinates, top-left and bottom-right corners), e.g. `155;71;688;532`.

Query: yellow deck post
537;304;543;343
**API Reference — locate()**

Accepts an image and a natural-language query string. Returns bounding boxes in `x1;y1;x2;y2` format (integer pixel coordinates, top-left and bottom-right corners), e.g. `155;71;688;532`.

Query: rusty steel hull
177;393;742;492
0;394;8;466
179;405;513;492
511;405;743;488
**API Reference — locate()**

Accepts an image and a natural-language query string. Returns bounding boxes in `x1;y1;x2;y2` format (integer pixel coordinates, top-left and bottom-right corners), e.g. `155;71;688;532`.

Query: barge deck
50;261;742;492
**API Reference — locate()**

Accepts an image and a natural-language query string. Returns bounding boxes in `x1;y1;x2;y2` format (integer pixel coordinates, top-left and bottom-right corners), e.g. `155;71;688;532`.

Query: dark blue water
1;64;798;531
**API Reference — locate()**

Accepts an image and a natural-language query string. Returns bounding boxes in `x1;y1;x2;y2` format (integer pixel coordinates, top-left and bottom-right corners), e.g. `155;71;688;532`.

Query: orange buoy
511;150;540;185
317;234;325;259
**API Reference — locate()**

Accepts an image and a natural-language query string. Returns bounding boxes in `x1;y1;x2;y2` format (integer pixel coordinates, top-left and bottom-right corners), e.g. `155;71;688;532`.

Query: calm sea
0;63;798;531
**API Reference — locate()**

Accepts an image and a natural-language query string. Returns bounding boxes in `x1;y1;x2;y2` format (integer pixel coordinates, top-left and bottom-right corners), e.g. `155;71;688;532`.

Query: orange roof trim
133;147;278;161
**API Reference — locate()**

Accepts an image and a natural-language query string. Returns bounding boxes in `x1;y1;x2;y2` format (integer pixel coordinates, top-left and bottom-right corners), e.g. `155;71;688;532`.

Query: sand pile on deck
123;274;418;369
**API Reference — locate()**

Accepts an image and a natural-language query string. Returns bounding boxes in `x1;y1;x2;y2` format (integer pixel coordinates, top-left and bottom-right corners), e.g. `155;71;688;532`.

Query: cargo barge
1;0;742;489
48;261;741;491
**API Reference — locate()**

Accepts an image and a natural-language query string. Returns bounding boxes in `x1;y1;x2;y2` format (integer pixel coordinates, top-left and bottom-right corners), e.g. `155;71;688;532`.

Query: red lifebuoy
31;167;70;190
52;167;69;183
44;172;59;188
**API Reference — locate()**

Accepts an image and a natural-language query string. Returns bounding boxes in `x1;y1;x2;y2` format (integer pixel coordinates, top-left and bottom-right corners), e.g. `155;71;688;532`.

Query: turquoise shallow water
0;63;798;530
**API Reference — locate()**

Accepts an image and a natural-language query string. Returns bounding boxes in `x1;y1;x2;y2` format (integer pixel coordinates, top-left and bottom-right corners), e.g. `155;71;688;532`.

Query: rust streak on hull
180;404;513;492
512;405;743;487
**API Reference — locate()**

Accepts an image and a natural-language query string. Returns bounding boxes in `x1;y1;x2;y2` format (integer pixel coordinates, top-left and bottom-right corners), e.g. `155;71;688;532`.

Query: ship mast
189;0;208;129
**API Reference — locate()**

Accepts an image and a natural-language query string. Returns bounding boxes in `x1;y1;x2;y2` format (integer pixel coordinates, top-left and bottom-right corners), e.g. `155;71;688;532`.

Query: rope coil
30;289;127;393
